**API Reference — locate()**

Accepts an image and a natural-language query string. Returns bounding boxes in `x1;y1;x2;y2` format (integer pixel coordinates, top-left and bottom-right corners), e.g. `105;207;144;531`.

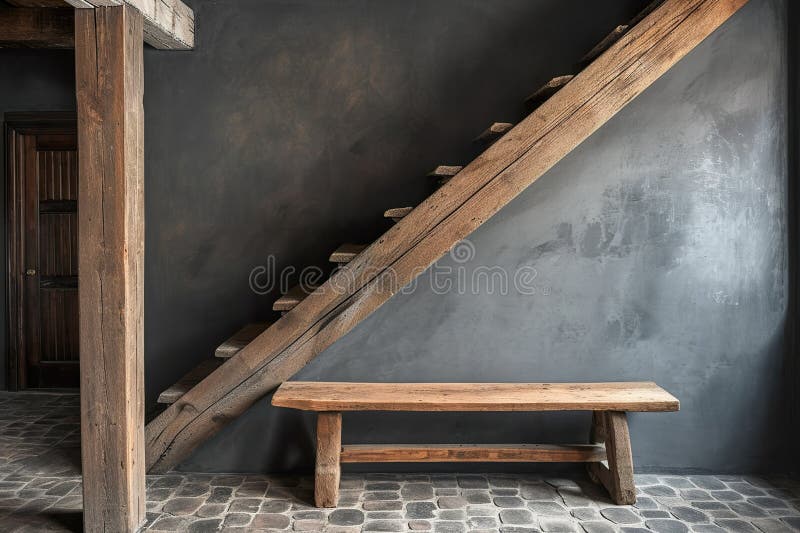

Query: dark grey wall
179;0;792;474
0;0;792;475
0;48;76;389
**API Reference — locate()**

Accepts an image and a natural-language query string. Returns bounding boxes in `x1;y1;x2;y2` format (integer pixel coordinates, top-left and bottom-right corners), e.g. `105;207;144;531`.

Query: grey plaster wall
0;0;792;475
180;0;792;474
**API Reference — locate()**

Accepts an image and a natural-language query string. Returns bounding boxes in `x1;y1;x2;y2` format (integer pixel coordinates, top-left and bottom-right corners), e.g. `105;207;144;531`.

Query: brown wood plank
145;0;747;473
273;284;317;312
340;443;606;463
315;412;341;508
76;5;146;531
384;207;413;222
0;8;74;48
428;165;463;186
474;122;514;144
582;24;629;64
329;244;368;264
601;411;636;504
272;382;679;412
525;75;574;107
157;359;222;404
215;322;271;359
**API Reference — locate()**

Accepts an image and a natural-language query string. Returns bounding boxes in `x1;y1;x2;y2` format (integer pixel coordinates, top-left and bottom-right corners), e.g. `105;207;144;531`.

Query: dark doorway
6;112;79;390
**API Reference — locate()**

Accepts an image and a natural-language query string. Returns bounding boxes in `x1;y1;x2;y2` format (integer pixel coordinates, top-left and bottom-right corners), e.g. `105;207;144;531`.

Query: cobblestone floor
1;392;799;532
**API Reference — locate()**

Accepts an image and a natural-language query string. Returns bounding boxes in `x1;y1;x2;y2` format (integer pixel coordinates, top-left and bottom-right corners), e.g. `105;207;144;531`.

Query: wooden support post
588;411;636;505
315;412;342;508
76;5;145;532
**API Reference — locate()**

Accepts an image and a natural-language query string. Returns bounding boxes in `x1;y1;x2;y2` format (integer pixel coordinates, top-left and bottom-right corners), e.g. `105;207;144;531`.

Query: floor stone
2;392;800;532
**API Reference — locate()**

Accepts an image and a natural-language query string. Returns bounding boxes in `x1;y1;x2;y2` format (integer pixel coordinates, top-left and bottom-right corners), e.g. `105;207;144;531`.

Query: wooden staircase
146;0;749;471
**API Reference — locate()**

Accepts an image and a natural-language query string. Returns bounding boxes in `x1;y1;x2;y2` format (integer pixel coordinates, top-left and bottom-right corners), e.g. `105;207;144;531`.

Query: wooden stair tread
157;359;221;405
427;165;463;178
474;122;514;143
329;243;368;264
581;24;629;63
525;75;574;107
384;207;413;221
215;322;271;359
272;382;680;412
273;284;318;311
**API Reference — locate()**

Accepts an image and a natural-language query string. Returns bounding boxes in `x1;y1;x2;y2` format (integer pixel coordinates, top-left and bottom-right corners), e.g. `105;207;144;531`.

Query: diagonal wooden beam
145;0;749;473
7;0;193;49
0;8;74;48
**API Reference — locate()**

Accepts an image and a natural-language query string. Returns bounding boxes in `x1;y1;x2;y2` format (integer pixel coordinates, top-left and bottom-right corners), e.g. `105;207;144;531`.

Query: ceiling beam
0;8;74;48
6;0;194;49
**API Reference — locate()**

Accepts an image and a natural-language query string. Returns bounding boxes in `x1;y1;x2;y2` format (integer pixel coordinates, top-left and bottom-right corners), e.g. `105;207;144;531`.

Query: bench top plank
272;382;679;412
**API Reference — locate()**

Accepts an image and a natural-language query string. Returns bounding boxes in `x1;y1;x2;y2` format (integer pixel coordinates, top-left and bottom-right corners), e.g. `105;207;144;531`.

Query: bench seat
272;381;678;412
272;381;679;508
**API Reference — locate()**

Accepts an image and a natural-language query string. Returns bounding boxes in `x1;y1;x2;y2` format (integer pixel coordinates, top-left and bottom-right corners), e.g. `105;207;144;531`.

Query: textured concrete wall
0;0;791;474
180;0;792;474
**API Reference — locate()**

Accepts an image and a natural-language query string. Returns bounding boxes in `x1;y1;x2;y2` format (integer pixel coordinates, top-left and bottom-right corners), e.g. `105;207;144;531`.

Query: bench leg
315;412;342;508
588;411;636;505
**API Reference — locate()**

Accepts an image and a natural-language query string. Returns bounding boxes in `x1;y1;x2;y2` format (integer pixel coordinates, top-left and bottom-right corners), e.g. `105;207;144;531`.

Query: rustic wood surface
272;382;679;412
581;24;629;63
6;0;194;49
157;359;222;404
601;411;636;504
145;0;747;473
474;122;514;143
0;8;74;48
384;207;413;222
340;443;607;463
525;75;574;107
273;284;318;312
215;323;271;359
329;244;368;264
315;412;342;508
76;5;146;531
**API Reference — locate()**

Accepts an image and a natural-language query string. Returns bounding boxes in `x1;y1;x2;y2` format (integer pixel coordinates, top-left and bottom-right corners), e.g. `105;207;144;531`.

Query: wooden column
75;5;145;532
315;412;342;507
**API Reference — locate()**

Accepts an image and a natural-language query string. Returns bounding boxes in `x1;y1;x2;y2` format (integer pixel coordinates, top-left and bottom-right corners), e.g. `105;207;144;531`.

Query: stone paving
1;392;800;532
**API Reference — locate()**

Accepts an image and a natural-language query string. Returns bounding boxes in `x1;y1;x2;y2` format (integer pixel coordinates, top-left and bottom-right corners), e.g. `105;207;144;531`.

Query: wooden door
7;113;79;389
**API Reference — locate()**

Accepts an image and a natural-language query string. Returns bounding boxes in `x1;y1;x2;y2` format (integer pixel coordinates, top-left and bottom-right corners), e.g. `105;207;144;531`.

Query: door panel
7;115;79;389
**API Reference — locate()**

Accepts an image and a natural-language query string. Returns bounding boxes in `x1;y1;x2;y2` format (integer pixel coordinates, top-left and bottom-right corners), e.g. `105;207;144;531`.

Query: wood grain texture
474;122;514;143
525;75;574;107
272;382;679;412
384;207;413;222
76;5;146;531
158;359;222;404
8;0;194;49
329;244;368;264
582;24;629;63
340;443;607;463
315;412;341;508
145;0;746;473
602;411;636;504
215;323;271;359
0;8;74;48
273;284;317;312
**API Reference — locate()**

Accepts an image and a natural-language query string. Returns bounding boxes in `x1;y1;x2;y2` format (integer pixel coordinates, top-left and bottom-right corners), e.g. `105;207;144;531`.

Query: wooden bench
272;381;679;507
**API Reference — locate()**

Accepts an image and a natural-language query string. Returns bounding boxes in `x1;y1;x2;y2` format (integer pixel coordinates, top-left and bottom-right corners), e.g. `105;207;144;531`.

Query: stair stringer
145;0;749;473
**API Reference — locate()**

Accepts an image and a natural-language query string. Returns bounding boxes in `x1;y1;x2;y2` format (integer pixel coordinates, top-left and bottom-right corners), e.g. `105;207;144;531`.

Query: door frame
5;111;77;391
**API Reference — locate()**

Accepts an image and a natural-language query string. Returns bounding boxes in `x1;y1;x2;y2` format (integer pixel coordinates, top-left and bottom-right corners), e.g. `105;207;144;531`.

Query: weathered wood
76;5;145;531
384;207;413;222
525;75;574;107
602;411;636;504
215;322;271;359
273;284;317;312
6;0;194;49
428;165;463;186
582;25;629;64
474;122;514;144
315;412;342;508
329;244;368;265
157;359;222;404
145;0;748;473
0;8;74;48
272;382;679;412
340;443;606;463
